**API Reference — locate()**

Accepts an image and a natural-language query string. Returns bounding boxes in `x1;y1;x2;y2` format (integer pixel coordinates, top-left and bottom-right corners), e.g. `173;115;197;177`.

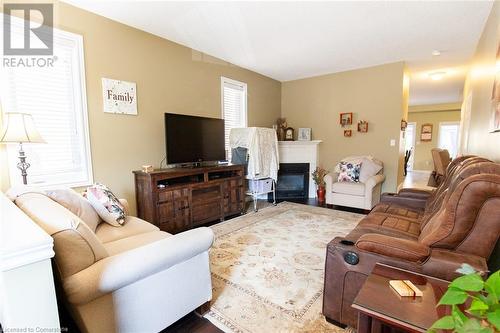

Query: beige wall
408;107;461;171
0;2;281;215
281;62;407;192
461;1;500;161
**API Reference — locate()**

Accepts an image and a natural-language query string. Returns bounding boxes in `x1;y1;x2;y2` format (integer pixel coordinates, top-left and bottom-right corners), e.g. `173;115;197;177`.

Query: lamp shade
0;112;45;144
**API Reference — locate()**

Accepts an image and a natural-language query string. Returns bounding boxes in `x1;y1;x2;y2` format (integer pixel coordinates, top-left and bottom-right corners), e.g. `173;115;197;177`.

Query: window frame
2;16;93;189
220;76;248;126
220;76;248;160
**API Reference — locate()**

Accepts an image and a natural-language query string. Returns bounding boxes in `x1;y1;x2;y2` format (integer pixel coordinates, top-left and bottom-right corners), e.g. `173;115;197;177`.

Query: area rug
205;202;364;333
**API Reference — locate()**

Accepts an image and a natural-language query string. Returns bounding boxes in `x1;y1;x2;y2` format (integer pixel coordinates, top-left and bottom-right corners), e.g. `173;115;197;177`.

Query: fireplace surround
275;140;322;198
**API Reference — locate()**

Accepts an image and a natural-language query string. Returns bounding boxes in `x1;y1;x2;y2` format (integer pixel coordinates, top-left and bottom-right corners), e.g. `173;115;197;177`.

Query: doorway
438;121;460;159
404;122;416;170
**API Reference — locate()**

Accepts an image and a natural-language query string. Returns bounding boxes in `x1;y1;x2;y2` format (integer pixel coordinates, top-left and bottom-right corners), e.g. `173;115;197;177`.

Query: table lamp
0;112;45;185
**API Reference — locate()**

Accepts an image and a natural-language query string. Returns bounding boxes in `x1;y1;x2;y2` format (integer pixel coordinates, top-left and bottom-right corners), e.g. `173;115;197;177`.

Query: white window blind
0;18;93;188
221;77;247;160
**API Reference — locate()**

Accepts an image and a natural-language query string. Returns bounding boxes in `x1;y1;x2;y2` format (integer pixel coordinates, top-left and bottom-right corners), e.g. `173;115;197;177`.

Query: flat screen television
165;113;225;164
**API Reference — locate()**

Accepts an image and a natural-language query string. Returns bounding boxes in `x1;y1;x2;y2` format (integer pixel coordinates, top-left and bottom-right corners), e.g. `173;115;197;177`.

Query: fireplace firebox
269;163;310;201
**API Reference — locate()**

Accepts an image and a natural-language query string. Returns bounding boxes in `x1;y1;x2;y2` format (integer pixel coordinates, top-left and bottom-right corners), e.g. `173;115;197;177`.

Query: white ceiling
65;1;493;106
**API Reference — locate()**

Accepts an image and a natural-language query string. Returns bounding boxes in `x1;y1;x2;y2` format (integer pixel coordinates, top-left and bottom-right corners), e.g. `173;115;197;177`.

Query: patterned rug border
211;272;323;322
207;308;248;333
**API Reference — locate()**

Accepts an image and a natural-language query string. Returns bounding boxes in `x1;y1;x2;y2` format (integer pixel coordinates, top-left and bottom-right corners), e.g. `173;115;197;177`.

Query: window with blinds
0;19;93;188
221;77;247;160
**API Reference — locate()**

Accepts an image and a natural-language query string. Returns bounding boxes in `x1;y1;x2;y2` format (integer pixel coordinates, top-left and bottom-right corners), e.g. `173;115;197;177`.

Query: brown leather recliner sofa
323;156;500;328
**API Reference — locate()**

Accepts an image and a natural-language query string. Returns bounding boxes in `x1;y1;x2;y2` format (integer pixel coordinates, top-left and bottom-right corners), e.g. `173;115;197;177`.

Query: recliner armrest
356;234;430;262
380;193;427;210
63;227;214;305
423;249;488;281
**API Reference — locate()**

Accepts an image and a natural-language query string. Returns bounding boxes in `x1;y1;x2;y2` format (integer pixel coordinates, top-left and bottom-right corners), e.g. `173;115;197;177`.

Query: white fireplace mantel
278;140;322;198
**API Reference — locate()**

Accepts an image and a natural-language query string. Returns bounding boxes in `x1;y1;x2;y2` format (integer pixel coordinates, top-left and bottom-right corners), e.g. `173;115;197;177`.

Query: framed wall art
344;129;352;137
102;78;137;115
357;121;368;133
340;112;353;126
421;123;433;142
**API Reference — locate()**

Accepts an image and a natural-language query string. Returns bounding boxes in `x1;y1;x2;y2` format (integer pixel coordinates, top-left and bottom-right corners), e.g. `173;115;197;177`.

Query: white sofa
324;156;385;210
8;188;214;333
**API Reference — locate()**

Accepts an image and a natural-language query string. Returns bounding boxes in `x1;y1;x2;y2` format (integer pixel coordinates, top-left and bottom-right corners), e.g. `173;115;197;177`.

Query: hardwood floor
161;313;223;333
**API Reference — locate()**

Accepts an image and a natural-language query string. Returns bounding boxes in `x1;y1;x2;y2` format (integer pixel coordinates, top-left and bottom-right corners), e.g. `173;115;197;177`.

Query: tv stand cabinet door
173;193;191;232
223;178;245;215
157;188;191;233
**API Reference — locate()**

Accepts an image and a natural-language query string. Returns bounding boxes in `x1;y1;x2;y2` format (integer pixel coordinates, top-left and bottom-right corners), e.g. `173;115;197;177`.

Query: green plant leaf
438;288;469;305
469;299;489;312
487;309;500;330
485;271;500;300
479;328;494;333
452;305;468;328
450;274;484;292
456;318;484;333
429;315;455;330
456;263;477;275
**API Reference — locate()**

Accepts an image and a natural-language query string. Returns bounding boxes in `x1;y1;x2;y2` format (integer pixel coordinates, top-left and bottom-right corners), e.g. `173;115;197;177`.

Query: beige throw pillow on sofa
46;188;101;232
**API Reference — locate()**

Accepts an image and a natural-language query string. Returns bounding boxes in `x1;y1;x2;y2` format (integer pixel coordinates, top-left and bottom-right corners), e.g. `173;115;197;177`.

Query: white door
405;122;416;170
438;122;460;158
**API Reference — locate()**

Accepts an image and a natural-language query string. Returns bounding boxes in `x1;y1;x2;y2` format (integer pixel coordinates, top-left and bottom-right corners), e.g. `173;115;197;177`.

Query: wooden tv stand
133;164;245;234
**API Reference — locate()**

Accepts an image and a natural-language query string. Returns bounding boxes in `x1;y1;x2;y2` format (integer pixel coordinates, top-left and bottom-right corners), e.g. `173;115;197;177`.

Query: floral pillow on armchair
337;161;362;183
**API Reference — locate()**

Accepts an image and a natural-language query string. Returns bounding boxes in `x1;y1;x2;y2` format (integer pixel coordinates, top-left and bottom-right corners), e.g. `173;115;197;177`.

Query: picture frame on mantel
298;128;312;141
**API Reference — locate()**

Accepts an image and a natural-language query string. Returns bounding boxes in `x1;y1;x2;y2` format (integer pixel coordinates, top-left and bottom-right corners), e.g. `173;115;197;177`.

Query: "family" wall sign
102;78;137;115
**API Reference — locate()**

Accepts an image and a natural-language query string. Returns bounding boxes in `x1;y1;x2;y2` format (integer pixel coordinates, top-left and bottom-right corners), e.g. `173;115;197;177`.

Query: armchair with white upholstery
325;156;385;210
8;188;214;333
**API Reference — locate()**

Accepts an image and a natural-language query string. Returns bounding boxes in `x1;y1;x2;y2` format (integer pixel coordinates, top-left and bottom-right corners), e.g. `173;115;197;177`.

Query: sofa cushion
95;216;160;244
46;188;101;232
332;181;365;196
85;183;126;227
104;231;171;256
52;222;109;278
357;213;421;237
13;192;108;277
372;203;423;220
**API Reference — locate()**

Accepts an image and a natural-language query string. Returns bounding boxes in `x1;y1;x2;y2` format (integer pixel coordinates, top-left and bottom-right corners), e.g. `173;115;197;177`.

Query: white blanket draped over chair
229;127;279;181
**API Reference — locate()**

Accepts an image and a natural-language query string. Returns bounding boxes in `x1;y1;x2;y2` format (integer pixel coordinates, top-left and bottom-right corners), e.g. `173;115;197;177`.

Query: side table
352;263;450;333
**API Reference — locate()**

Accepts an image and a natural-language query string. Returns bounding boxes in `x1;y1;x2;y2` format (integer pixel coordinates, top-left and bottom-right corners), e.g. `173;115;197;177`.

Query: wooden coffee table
352;264;450;333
